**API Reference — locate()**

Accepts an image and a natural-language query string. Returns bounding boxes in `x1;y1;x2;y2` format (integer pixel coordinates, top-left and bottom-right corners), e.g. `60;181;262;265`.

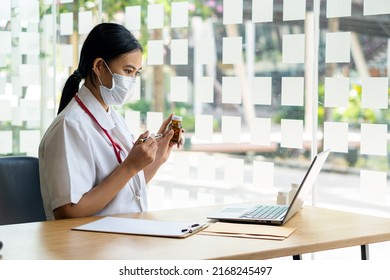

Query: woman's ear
92;58;104;76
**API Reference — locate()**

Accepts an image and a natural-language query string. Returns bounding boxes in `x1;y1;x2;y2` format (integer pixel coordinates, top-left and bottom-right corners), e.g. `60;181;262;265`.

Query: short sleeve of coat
40;117;97;212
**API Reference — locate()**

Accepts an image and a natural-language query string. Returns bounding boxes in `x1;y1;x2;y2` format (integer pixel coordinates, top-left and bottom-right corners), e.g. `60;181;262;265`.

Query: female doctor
39;23;181;220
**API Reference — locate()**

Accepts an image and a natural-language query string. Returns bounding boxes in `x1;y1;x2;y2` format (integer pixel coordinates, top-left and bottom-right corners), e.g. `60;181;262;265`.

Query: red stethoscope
75;95;124;164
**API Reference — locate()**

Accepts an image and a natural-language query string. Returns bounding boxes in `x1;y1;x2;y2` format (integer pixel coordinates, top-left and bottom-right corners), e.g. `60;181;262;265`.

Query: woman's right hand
123;131;158;173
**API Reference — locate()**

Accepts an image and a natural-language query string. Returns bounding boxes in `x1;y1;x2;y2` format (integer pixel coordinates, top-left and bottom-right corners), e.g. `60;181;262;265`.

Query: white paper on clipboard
72;217;208;238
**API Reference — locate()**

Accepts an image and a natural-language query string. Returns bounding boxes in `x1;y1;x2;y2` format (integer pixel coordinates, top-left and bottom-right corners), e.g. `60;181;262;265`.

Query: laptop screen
283;149;330;222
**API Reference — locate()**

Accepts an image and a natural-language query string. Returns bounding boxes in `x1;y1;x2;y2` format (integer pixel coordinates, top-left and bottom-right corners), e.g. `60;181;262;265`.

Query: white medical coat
39;85;147;220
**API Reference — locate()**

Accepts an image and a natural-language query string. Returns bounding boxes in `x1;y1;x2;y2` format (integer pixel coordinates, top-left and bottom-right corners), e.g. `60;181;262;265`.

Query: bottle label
169;120;182;142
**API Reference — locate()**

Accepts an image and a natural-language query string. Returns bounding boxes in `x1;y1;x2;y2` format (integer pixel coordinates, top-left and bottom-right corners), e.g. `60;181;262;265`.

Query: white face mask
97;61;137;106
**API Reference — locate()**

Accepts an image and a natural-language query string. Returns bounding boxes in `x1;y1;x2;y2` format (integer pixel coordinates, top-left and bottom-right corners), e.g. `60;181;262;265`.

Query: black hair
57;23;143;114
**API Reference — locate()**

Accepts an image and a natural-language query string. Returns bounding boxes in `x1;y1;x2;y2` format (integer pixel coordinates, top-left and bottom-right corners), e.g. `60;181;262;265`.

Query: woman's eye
123;68;141;77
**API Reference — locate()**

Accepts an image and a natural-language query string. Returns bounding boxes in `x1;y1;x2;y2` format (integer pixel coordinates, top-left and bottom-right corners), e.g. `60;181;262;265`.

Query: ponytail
57;70;83;114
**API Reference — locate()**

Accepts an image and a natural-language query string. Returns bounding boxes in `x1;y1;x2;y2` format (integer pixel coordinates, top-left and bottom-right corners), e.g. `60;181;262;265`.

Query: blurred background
0;1;389;245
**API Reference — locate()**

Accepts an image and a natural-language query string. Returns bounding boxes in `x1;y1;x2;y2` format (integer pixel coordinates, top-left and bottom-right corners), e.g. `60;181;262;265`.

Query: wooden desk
1;205;390;260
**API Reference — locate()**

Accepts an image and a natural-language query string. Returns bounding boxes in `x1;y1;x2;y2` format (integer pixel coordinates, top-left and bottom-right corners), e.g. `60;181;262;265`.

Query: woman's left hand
154;130;174;164
143;114;185;183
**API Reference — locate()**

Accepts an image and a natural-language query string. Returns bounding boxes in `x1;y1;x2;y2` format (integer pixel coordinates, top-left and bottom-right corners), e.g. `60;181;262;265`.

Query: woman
39;23;181;220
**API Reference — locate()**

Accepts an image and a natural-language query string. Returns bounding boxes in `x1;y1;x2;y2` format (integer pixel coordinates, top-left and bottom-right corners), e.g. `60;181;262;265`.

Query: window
0;0;389;216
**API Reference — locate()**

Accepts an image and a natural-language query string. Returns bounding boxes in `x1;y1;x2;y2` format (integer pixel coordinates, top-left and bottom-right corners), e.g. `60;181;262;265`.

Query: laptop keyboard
240;205;288;220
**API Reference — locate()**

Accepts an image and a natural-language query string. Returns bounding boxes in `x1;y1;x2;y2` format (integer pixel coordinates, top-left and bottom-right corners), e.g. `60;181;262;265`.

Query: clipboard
72;217;208;238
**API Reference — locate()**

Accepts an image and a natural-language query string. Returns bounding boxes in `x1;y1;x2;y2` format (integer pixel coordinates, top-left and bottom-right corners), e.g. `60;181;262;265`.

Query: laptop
207;149;330;225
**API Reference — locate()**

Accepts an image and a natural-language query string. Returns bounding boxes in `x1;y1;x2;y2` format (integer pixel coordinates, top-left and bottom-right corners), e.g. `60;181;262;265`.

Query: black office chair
0;156;46;225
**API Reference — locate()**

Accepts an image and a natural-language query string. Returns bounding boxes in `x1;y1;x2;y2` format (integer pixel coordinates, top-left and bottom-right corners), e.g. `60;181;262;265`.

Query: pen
137;133;163;144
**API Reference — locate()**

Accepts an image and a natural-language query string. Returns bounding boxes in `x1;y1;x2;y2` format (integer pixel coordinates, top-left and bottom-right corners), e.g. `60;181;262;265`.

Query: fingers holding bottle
158;113;174;135
153;130;174;164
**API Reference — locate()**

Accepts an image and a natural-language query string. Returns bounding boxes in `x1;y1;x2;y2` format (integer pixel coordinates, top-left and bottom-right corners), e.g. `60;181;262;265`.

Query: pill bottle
168;116;182;143
277;191;288;205
288;183;299;204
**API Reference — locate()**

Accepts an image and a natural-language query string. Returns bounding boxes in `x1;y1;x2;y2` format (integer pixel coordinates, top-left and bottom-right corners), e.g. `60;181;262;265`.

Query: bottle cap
291;183;299;189
172;116;182;121
277;191;287;197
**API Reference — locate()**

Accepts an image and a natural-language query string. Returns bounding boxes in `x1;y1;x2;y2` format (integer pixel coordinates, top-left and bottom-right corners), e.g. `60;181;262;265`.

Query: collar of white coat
77;84;116;131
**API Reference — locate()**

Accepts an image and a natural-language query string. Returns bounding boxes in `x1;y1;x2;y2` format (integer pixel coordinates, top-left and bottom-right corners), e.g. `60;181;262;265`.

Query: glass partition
0;0;389;217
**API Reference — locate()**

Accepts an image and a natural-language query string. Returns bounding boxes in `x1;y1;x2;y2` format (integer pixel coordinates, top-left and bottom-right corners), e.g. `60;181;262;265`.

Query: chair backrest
0;156;46;225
